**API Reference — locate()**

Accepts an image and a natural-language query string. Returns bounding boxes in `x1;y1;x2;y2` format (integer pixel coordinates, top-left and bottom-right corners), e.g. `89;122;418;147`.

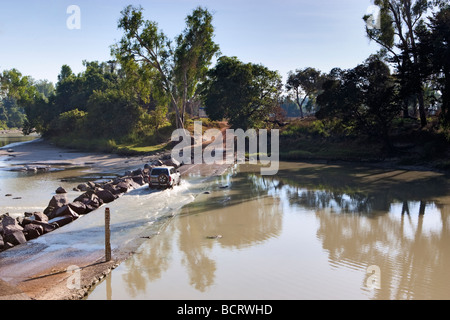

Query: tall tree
201;56;282;130
418;6;450;128
0;69;39;128
364;0;445;127
115;5;220;129
316;56;400;149
285;67;324;118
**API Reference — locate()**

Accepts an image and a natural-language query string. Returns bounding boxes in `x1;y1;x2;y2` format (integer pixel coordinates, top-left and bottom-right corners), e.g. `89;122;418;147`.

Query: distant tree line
1;2;448;153
284;1;450;149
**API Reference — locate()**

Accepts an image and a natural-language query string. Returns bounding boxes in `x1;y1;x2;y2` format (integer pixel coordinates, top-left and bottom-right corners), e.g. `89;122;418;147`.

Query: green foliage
86;89;143;139
418;7;450;128
52;109;87;135
316;55;400;148
201;56;282;130
0;69;42;129
285;67;325;117
115;5;220;129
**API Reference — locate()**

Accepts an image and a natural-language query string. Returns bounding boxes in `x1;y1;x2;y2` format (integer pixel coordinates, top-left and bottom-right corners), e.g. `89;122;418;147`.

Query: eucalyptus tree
115;5;220;129
316;55;400;149
364;0;447;127
0;69;39;128
285;67;325;118
201;56;282;130
417;6;450;128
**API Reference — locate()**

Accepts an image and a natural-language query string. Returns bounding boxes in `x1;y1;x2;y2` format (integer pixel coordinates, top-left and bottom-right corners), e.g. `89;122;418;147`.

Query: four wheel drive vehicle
149;166;181;189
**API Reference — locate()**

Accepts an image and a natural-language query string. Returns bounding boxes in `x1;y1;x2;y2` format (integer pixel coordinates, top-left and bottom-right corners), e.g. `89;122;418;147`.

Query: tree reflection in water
116;162;450;299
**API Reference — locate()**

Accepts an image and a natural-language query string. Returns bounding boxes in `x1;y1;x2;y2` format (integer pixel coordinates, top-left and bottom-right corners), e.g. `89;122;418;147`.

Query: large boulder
29;220;56;234
23;224;44;241
4;231;26;246
45;194;69;218
76;183;90;192
68;201;89;215
2;216;23;233
103;183;123;196
55;187;67;194
2;217;26;246
116;181;132;193
95;189;116;204
132;175;145;186
75;191;103;210
33;212;48;222
50;214;77;229
49;205;79;221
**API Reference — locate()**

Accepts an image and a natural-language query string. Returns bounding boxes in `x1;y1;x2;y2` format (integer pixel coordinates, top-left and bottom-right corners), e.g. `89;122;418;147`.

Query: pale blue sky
0;0;379;84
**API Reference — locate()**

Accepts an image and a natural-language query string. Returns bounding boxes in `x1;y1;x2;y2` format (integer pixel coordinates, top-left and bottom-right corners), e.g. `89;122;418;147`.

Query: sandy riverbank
0;137;232;300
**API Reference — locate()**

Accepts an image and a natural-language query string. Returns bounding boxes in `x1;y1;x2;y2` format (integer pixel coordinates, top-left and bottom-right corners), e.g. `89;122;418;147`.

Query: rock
49;205;79;221
55;187;67;194
132;168;144;176
132;175;145;186
33;212;48;222
50;214;77;228
75;192;103;210
206;235;223;239
68;201;89;215
48;194;69;211
116;181;131;193
164;158;181;168
23;224;44;241
76;183;90;192
29;220;56;234
3;229;26;246
17;216;30;227
2;215;23;232
3;242;14;250
103;183;122;196
95;189;116;204
43;206;55;217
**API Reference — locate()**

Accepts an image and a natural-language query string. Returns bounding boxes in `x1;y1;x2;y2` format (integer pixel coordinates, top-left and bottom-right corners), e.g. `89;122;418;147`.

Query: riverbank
278;117;450;173
0;136;233;300
0;129;23;135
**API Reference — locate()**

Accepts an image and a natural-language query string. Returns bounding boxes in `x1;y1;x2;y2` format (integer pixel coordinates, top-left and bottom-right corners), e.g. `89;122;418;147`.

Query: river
86;162;450;300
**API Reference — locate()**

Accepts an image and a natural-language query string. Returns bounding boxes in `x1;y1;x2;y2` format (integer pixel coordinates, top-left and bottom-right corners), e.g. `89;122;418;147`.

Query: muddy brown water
86;162;450;300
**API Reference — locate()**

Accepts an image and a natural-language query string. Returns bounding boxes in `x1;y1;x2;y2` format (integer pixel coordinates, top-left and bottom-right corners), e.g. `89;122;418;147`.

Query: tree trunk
417;87;427;128
296;90;306;118
402;98;409;118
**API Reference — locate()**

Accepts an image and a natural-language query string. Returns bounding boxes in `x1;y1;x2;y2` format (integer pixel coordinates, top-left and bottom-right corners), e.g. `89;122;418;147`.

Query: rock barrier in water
0;158;181;253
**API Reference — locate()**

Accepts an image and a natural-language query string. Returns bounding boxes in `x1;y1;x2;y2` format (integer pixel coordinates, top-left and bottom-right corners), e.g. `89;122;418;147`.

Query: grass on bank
279;116;450;170
50;117;225;156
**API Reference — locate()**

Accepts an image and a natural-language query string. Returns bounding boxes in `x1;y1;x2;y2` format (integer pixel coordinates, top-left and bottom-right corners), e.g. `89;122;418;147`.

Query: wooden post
105;207;111;262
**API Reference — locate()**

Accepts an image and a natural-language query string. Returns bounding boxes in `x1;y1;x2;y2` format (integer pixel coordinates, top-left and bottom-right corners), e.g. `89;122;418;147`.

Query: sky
0;0;379;84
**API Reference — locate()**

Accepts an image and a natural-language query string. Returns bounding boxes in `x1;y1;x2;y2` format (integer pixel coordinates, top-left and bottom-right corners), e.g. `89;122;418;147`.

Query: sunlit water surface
86;162;450;300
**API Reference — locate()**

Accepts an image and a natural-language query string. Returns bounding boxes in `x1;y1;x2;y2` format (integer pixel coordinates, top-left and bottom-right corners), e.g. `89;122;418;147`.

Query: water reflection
88;162;450;300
